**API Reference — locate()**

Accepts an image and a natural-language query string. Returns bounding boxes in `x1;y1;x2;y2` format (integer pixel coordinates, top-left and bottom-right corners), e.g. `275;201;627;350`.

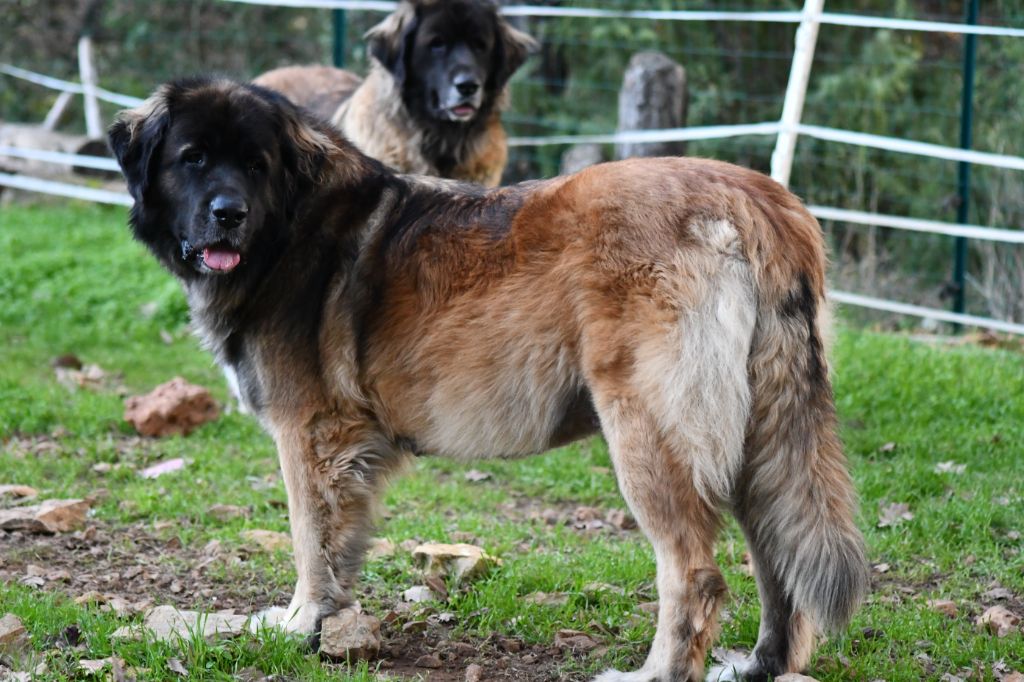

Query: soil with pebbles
1;521;589;681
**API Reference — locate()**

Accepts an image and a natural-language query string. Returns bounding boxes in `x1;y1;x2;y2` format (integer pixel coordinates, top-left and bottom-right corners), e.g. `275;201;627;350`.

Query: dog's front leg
253;411;399;638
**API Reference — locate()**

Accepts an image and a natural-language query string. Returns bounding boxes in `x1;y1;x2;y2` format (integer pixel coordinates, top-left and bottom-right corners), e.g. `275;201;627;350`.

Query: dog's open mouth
202;245;241;272
448;104;477;121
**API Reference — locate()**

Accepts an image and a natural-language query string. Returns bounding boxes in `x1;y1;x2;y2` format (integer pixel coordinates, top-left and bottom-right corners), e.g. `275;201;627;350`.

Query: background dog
254;0;536;187
109;77;867;682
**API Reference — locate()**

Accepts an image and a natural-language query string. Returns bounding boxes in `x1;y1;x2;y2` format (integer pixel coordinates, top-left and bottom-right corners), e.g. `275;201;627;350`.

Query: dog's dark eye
247;160;265;175
182;150;205;167
428;38;446;52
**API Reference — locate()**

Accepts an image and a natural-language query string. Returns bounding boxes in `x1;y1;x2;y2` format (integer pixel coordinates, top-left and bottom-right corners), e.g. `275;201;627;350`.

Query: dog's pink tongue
202;247;241;272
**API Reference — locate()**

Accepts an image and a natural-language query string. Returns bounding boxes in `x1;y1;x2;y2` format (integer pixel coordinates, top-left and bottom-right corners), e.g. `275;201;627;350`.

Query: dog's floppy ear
491;15;538;90
365;0;419;86
108;88;171;203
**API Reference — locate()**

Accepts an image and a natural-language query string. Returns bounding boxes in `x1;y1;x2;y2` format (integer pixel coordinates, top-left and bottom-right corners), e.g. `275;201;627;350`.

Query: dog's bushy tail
739;272;868;633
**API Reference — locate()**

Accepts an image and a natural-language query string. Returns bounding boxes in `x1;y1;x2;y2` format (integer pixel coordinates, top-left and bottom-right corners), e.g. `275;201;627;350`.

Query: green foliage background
1;0;1023;324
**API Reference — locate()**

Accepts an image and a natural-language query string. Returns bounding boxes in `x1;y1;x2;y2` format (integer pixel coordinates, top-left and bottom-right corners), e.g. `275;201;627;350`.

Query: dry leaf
983;587;1013;601
935;461;966;475
464;469;491;482
977;605;1021;637
927;599;958;618
878;502;914;528
167;658;188;677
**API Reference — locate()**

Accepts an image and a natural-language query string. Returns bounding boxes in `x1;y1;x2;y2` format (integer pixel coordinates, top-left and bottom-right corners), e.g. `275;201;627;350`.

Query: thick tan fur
254;0;535;187
114;81;867;682
253;65;361;121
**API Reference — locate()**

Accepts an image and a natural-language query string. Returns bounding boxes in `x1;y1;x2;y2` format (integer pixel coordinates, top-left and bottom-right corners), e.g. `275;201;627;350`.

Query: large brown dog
255;0;536;187
108;78;867;682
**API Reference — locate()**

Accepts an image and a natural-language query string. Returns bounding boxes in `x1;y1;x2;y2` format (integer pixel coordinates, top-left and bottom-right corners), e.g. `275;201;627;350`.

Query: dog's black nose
455;79;480;97
210;195;248;228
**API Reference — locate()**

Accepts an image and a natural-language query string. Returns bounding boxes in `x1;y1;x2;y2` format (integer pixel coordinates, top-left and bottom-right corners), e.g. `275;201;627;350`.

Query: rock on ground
553;629;599;653
112;605;247;645
319;608;381;661
0;613;28;651
0;499;90;533
240;529;291;552
927;599;958;618
123;377;219;437
366;537;396;559
412;543;498;583
0;485;37;501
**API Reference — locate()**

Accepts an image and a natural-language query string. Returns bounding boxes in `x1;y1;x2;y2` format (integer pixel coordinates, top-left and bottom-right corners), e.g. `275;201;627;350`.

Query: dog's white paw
249;601;320;635
705;652;755;682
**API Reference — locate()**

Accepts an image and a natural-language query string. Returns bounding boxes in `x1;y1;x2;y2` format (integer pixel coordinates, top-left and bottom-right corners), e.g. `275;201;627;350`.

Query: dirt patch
0;520;287;614
1;522;592;680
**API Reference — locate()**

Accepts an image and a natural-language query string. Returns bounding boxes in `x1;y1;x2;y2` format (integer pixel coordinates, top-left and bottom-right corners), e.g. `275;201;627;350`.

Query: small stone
112;605;247;644
465;663;484;682
0;485;37;501
412;542;499;583
319;609;381;661
445;641;477;658
401;620;428;634
0;499;90;533
366;537;396;560
982;586;1013;601
977;605;1021;637
414;654;443;669
240;529;291;552
0;613;28;650
77;658;112;674
207;504;249;522
638;601;659;614
605;508;637;530
582;581;625;598
927;599;958;618
123;377;219;437
524;591;570;607
106;597;133;617
554;629;599;652
75;591;107;605
403;585;435;603
498;637;523;653
464;469;491;482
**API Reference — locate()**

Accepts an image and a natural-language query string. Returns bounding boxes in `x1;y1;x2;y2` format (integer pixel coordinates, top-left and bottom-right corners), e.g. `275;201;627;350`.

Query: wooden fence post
615;52;687;160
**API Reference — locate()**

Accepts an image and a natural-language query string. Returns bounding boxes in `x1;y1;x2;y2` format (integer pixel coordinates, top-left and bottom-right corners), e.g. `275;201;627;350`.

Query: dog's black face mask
368;0;537;127
409;7;494;123
108;80;325;282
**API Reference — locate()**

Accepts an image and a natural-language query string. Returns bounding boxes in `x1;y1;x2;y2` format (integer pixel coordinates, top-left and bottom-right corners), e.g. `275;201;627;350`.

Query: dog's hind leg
591;400;729;682
588;248;759;682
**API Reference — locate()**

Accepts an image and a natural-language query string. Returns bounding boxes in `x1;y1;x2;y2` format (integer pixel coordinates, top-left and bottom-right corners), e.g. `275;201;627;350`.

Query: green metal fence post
952;0;979;326
332;9;347;68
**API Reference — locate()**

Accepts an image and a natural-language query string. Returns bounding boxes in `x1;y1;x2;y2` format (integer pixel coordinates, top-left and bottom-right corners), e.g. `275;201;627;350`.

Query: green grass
1;203;1023;680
